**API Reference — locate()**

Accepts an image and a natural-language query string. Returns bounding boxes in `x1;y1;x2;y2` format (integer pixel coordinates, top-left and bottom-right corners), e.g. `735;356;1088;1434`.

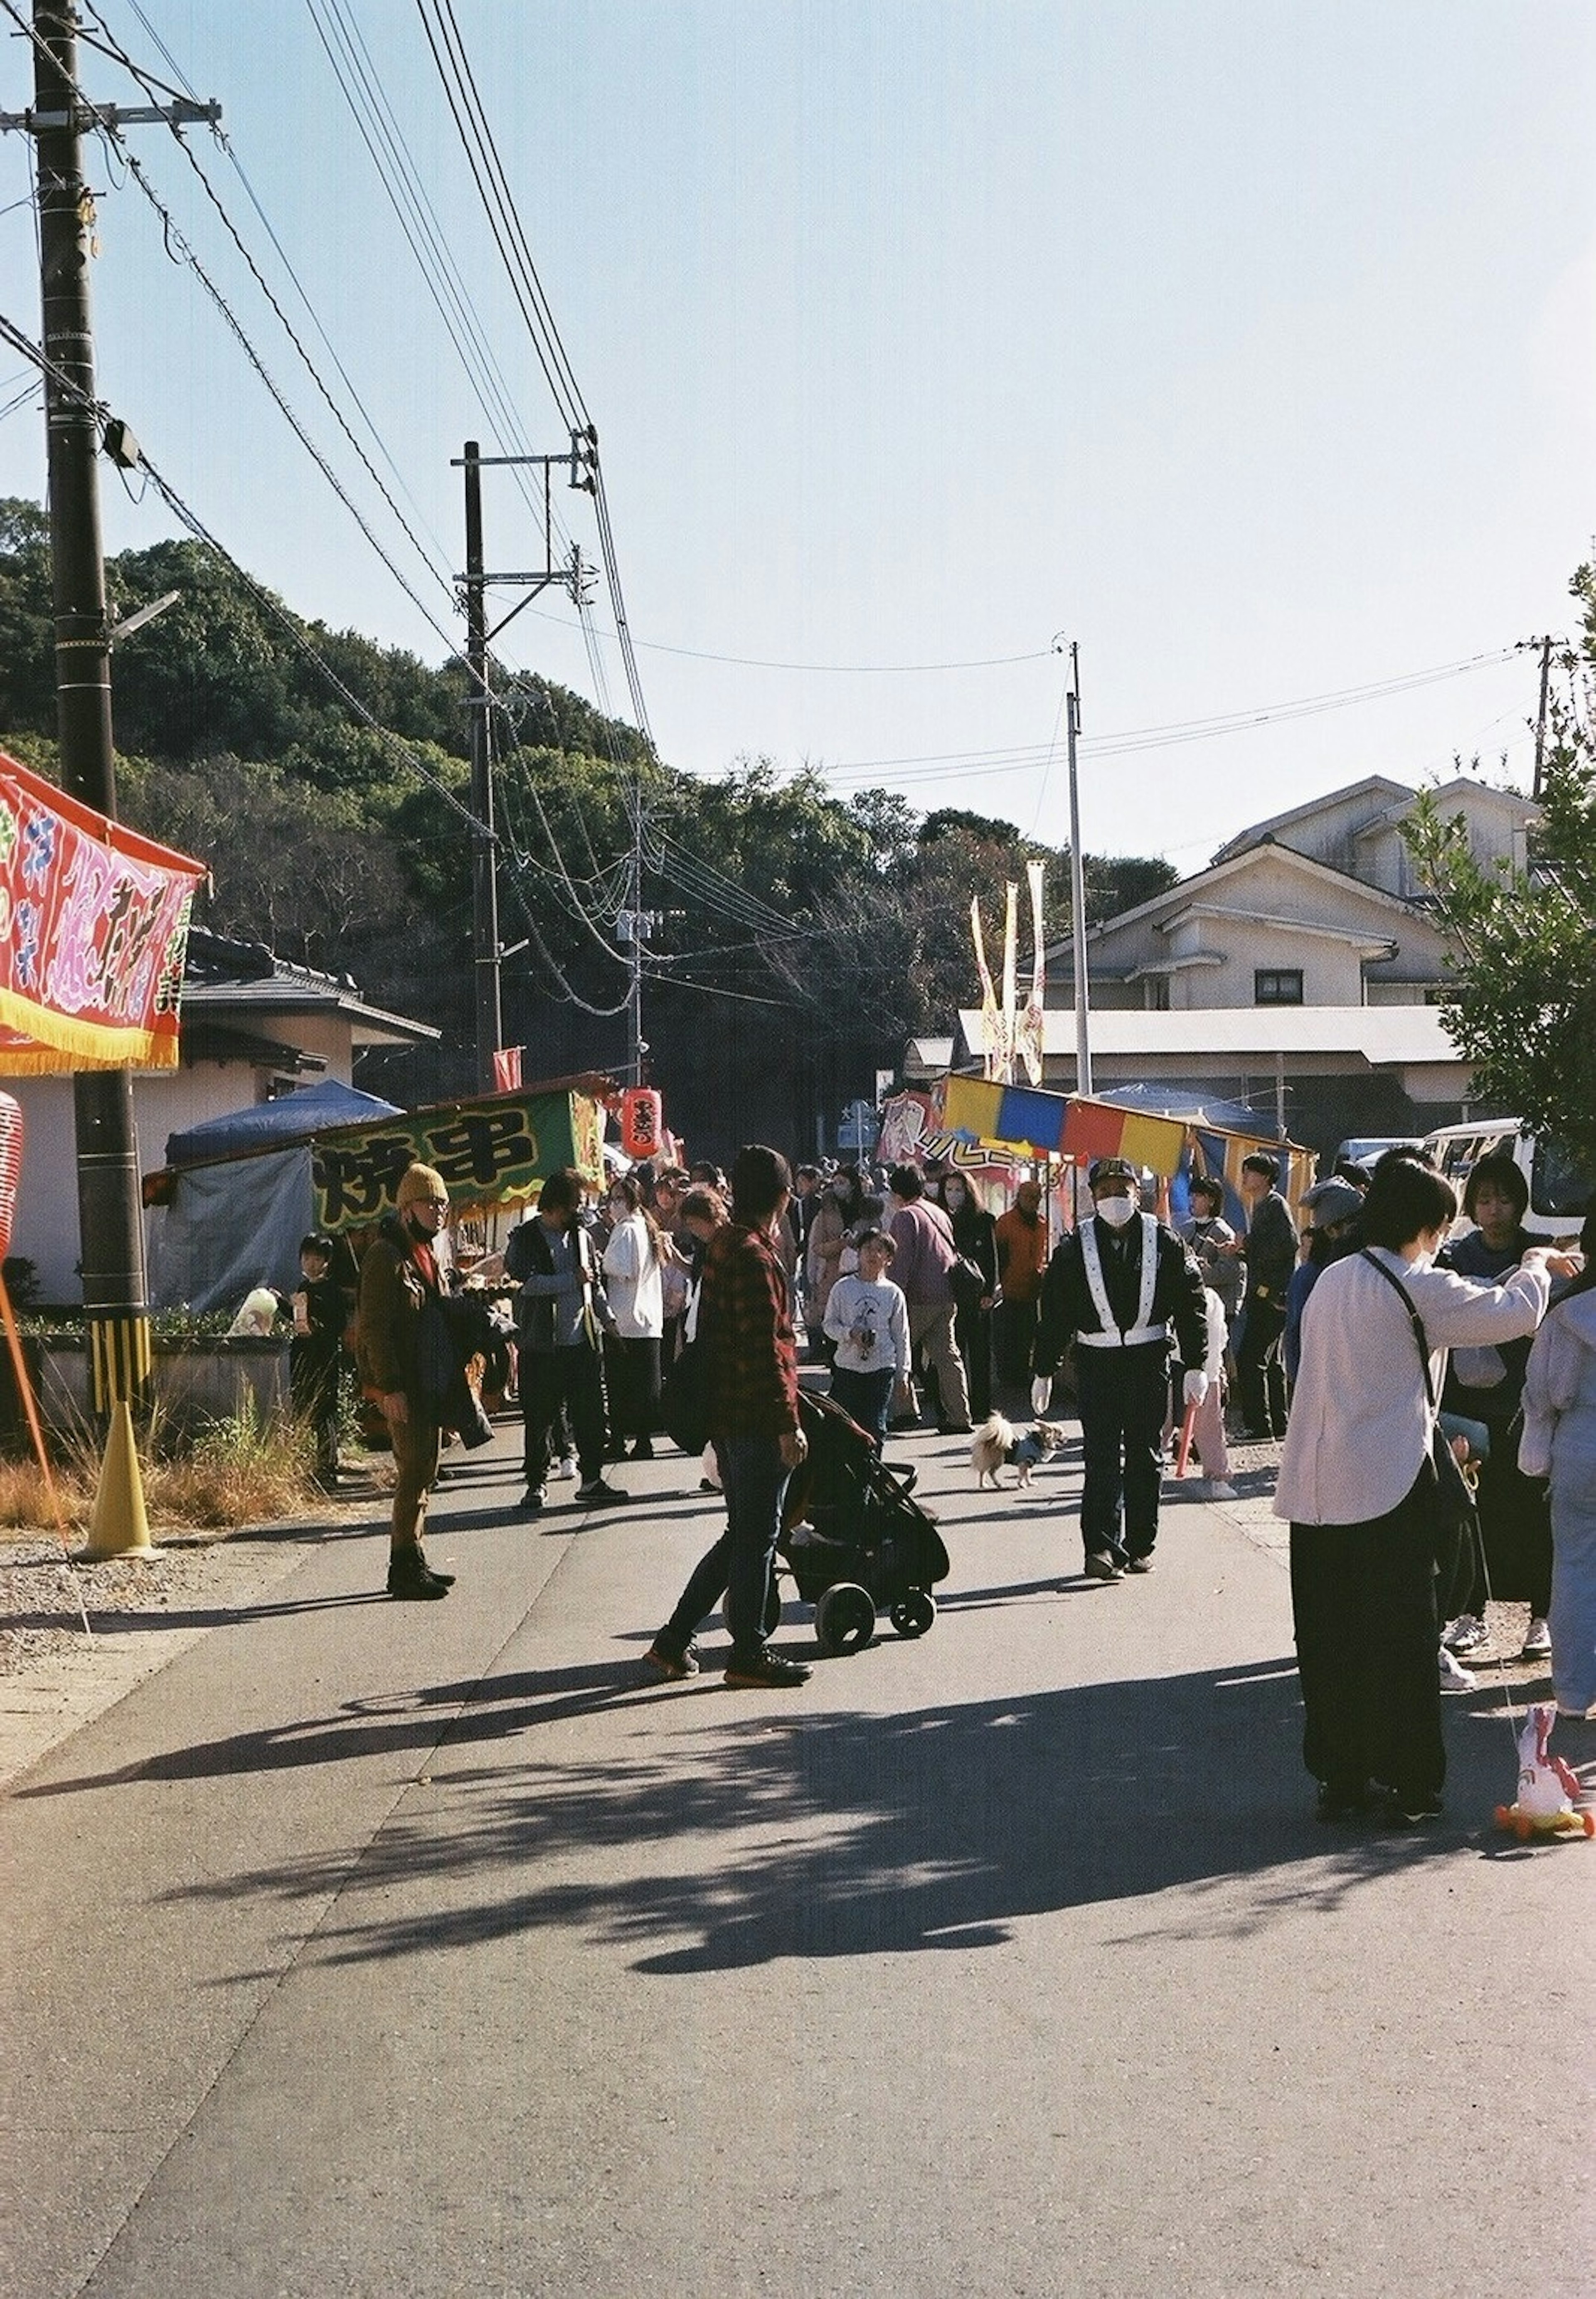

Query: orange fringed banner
0;751;204;1074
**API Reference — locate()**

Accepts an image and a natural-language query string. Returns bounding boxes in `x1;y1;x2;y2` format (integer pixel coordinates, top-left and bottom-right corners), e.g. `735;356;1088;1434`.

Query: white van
1421;1120;1592;1243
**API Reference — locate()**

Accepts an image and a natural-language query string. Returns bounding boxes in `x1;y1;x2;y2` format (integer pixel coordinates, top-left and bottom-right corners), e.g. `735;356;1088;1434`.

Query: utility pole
1532;632;1554;802
453;434;592;1093
1063;642;1092;1099
461;445;501;1087
16;3;218;1419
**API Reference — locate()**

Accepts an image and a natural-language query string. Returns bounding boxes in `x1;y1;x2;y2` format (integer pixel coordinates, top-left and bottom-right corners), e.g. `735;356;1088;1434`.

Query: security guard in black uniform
1033;1156;1208;1579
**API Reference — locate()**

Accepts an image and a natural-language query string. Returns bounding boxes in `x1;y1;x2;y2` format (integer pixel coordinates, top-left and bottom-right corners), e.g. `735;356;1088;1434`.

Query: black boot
387;1545;448;1600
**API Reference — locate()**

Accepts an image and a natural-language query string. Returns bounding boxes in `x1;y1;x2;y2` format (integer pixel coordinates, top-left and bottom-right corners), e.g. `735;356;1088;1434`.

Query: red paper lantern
0;1093;21;1259
621;1087;663;1160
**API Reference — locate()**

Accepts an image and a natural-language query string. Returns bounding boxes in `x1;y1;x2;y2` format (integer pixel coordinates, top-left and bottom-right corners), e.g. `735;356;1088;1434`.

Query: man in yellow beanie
357;1162;456;1599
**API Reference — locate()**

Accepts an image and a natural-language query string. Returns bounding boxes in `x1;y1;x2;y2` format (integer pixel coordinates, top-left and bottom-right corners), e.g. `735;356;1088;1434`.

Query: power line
819;647;1523;783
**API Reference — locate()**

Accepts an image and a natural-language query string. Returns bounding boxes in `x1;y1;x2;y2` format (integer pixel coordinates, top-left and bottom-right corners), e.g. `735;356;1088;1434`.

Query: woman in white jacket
601;1174;670;1461
1520;1206;1596;1721
1275;1156;1562;1825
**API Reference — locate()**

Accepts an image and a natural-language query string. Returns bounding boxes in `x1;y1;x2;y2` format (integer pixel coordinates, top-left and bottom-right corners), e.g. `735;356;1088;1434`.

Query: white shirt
1274;1246;1549;1526
601;1210;664;1339
823;1273;911;1378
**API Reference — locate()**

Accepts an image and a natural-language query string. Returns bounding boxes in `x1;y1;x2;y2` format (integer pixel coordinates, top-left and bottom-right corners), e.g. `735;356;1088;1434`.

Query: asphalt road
2;1416;1594;2299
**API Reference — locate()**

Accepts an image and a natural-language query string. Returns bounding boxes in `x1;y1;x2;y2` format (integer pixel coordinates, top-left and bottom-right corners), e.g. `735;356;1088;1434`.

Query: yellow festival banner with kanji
311;1088;605;1231
0;751;204;1073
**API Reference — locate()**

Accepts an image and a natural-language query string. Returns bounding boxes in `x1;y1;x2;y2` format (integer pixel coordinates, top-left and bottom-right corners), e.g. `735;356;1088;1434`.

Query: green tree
1402;567;1596;1170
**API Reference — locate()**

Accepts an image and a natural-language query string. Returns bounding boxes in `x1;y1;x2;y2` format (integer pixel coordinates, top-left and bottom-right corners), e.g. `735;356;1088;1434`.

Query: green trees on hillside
0;498;1175;1142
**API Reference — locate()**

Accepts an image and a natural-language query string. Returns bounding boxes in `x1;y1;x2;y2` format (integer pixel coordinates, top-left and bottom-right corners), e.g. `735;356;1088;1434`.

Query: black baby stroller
780;1390;950;1655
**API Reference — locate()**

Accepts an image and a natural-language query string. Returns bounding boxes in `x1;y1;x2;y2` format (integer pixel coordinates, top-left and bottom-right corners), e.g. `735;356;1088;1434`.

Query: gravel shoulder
0;1478;390;1791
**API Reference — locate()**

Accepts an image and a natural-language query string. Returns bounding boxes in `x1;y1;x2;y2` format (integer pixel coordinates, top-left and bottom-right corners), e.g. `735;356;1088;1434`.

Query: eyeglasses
421;1198;449;1212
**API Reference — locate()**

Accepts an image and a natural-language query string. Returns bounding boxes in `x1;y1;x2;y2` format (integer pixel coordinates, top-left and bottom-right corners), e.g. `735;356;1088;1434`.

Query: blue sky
0;2;1591;879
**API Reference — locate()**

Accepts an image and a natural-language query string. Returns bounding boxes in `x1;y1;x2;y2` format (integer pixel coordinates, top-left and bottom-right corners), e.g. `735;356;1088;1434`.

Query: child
823;1226;911;1448
291;1233;350;1487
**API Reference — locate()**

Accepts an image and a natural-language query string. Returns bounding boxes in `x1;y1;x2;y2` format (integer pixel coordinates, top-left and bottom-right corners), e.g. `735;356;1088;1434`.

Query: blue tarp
165;1079;401;1168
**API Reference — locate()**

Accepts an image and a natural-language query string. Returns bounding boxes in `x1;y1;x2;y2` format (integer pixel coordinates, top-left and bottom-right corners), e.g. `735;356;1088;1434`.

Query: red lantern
0;1093;21;1259
621;1087;663;1160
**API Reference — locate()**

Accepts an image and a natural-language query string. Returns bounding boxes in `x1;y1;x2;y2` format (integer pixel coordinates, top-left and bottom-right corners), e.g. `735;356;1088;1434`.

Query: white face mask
1096;1195;1136;1230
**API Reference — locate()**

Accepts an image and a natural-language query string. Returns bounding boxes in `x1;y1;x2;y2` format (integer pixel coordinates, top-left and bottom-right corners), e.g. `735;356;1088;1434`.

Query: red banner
0;752;204;1073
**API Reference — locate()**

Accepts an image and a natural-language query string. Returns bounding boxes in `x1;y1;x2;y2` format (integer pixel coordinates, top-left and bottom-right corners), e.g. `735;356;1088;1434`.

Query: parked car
1421;1120;1593;1242
1331;1135;1422;1176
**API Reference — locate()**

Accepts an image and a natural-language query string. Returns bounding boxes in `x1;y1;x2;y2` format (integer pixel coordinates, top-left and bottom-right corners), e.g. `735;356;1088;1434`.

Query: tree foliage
0;498;1176;1146
1402;566;1596;1172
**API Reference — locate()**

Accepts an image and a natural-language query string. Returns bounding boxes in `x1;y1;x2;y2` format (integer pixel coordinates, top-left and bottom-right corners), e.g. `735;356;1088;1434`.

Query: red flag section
0;751;204;1073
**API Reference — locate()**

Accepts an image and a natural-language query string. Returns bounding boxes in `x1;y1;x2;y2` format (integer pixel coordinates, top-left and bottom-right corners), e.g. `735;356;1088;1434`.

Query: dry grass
0;1398;333;1536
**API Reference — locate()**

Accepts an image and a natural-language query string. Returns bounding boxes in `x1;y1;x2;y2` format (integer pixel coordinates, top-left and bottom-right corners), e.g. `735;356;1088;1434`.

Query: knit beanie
395;1161;448;1210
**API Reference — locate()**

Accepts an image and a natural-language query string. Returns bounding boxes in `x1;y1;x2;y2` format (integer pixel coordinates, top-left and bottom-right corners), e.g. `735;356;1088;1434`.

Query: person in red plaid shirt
644;1143;813;1688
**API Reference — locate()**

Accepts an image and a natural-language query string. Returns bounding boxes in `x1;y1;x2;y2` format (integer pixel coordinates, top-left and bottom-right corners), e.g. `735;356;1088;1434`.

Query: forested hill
0;498;1175;1154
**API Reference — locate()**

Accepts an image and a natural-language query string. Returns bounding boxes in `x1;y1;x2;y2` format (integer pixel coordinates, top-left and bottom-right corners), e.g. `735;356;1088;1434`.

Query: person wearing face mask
1276;1155;1569;1825
939;1170;999;1423
1032;1157;1209;1580
1436;1153;1556;1665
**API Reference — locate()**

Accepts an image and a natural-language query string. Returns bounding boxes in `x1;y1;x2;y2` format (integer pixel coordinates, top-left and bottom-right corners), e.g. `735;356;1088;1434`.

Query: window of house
1254;968;1303;1006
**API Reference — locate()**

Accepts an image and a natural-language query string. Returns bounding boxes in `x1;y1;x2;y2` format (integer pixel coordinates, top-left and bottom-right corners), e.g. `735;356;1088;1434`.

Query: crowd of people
345;1131;1594;1814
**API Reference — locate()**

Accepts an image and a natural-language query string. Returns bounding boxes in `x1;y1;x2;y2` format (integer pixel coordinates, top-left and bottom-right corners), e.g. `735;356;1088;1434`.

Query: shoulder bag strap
1360;1248;1437;1412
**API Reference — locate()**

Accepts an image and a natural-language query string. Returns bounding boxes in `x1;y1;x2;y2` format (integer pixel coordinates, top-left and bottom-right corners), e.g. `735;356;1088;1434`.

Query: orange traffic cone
79;1399;155;1561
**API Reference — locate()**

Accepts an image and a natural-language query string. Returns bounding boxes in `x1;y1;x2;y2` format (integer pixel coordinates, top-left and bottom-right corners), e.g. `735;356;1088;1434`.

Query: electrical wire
820;648;1523;784
413;0;655;745
97;0;457;579
0;0;465;661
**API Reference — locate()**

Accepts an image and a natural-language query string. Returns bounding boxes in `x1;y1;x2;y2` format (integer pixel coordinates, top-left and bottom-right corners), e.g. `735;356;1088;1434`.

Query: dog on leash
971;1412;1067;1489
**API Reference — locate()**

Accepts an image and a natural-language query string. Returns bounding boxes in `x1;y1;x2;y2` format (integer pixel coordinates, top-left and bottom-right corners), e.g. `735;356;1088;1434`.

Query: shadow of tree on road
115;1651;1556;1975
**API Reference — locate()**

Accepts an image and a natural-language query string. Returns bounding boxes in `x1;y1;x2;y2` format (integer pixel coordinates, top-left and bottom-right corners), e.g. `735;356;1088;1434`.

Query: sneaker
1316;1781;1375;1824
698;1476;720;1493
519;1486;547;1515
1443;1613;1487;1656
555;1453;578;1481
1385;1793;1444;1827
628;1437;655;1461
1125;1554;1156;1575
416;1552;455;1586
1204;1480;1239;1501
642;1640;699;1681
1438;1645;1476;1693
1522;1616;1552;1660
724;1648;812;1689
576;1477;626;1505
385;1547;448;1600
1083;1552;1123;1582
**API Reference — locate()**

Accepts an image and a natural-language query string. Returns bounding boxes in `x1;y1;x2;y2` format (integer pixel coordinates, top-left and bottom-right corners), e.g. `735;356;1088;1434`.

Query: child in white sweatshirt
823;1227;911;1448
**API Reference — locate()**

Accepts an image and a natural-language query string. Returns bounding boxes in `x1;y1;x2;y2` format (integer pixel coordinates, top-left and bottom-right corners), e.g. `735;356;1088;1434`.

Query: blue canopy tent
165;1079;401;1168
150;1083;403;1313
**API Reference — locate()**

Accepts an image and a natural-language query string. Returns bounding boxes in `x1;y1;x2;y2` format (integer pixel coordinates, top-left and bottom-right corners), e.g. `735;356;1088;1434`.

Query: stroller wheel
889;1589;936;1640
814;1582;876;1656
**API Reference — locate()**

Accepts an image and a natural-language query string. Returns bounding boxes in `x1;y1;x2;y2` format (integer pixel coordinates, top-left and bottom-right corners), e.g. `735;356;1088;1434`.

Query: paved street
3;1416;1594;2299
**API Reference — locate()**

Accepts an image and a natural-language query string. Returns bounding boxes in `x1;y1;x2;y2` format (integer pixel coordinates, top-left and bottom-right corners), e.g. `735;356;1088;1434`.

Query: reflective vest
1075;1213;1166;1349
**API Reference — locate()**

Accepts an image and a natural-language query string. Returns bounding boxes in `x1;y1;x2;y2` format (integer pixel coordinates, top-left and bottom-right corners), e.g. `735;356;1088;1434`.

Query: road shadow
123;1653;1586;1974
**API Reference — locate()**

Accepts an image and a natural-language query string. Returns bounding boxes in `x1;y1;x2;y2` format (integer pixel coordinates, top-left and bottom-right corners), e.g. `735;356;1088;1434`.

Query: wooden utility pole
22;3;213;1414
452;436;591;1092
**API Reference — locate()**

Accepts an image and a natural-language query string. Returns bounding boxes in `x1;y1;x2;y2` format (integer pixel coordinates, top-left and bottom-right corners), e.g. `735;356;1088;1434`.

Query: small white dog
971;1412;1067;1489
